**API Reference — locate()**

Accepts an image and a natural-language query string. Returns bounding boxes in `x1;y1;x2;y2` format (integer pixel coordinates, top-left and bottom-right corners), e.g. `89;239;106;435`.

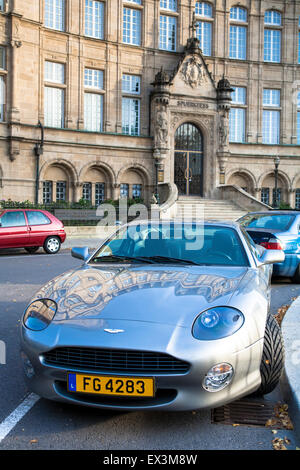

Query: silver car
20;220;285;411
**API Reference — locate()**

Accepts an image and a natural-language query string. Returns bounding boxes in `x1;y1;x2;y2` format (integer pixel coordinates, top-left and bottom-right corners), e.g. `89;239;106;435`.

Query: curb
280;295;300;439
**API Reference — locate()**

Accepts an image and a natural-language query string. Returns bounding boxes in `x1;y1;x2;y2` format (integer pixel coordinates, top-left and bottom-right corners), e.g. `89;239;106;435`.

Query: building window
295;189;300;209
44;61;65;128
263;89;280;107
229;87;246;143
0;47;5;121
265;10;281;26
262;110;280;144
120;184;129;198
195;2;213;56
261;187;270;205
195;1;211;17
0;76;5;122
82;182;92;202
273;188;281;206
43;181;53;204
297;92;300;145
84;68;103;89
0;0;4;11
84;94;103;132
85;0;104;39
45;61;65;84
229;7;247;60
123;7;141;46
264;10;281;63
56;181;67;202
122;74;140;94
122;99;140;136
0;46;5;70
160;0;177;12
84;68;104;132
44;87;64;128
159;15;177;51
45;0;65;31
95;182;105;206
262;89;280;144
122;74;140;136
132;184;142;199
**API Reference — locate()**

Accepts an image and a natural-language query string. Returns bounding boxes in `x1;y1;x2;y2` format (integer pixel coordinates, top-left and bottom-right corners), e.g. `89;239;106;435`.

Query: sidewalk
62;226;116;251
281;296;300;439
62;237;103;251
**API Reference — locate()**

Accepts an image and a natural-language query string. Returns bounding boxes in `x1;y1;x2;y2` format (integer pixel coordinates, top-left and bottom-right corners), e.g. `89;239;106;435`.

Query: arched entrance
174;123;203;196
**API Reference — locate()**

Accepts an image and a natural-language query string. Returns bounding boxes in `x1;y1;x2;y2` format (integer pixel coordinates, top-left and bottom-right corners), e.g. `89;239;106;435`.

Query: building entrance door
174;123;203;196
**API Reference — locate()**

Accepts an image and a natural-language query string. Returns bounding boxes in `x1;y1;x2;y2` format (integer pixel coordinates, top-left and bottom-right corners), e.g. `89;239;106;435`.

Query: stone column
74;182;83;203
112;183;120;200
150;68;172;201
288;189;295;208
216;77;233;185
254;187;261;201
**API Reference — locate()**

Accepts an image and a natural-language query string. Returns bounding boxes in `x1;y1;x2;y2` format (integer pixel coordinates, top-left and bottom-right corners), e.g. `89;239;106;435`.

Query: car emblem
104;329;125;334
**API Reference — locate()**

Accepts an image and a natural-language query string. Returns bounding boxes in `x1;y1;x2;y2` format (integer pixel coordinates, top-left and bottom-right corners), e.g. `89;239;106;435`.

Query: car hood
32;264;248;327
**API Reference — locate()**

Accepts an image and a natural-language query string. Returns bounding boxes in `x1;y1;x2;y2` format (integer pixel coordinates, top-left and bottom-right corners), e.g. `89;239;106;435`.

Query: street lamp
273;155;280;209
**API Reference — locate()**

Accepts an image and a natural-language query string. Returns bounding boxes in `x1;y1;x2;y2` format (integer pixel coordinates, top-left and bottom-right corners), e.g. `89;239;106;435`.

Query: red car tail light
260;238;283;250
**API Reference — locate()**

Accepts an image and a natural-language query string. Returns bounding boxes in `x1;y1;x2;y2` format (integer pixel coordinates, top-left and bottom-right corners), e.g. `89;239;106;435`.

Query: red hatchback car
0;209;66;254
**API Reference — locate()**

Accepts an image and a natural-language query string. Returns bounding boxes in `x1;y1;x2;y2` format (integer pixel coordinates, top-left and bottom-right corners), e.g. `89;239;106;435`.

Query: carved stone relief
218;111;229;150
154;106;169;147
180;57;206;89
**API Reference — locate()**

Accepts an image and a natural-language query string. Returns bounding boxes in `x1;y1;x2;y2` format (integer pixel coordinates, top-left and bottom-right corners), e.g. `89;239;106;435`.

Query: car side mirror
71;246;90;262
258;249;285;266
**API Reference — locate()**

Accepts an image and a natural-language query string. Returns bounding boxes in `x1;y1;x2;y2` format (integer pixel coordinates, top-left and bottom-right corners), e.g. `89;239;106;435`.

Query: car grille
43;347;190;375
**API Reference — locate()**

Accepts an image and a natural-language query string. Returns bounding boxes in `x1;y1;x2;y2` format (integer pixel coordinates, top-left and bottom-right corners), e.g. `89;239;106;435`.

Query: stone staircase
175;197;247;221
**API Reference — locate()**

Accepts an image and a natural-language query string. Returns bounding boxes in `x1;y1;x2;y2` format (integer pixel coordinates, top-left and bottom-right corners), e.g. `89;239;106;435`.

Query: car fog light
203;363;234;392
21;352;35;378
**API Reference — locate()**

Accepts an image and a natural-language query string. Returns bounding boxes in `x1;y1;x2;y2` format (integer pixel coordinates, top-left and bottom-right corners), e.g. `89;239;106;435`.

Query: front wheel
255;314;285;396
43;236;61;254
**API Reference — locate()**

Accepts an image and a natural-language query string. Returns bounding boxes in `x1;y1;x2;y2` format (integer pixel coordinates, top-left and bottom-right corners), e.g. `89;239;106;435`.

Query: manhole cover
211;399;286;428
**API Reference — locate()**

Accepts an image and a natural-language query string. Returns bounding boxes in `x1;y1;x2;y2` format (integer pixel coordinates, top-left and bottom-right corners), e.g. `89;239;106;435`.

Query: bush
278;202;292;210
0;198;144;225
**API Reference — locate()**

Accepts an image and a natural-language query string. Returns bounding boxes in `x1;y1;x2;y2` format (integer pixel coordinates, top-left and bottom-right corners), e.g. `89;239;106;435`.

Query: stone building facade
0;0;300;208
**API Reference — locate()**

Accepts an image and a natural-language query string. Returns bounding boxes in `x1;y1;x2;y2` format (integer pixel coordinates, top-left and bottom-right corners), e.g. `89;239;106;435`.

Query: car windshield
239;214;295;231
90;223;249;267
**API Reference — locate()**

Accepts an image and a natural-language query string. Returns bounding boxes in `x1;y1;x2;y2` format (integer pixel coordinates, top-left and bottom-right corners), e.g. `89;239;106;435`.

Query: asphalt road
0;249;299;450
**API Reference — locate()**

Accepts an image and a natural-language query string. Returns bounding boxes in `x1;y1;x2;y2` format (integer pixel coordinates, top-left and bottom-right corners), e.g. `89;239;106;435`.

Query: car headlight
192;307;244;340
23;299;57;331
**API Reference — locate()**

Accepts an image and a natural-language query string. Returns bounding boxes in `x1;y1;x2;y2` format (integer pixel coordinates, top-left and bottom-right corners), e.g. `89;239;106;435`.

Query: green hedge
0;198;144;210
0;198;144;226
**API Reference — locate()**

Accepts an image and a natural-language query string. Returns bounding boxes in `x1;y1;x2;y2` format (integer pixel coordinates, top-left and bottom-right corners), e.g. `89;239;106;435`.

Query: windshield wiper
91;254;155;264
141;255;199;265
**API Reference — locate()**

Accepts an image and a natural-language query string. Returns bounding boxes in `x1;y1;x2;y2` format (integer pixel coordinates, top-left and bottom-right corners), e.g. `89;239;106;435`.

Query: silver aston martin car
20;220;285;411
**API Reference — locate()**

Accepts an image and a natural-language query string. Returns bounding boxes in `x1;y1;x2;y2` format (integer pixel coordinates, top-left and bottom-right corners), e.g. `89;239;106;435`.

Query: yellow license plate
67;373;155;397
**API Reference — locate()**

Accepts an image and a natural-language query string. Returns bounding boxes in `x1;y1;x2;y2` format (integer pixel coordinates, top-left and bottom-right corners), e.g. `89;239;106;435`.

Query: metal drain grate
211;399;285;428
